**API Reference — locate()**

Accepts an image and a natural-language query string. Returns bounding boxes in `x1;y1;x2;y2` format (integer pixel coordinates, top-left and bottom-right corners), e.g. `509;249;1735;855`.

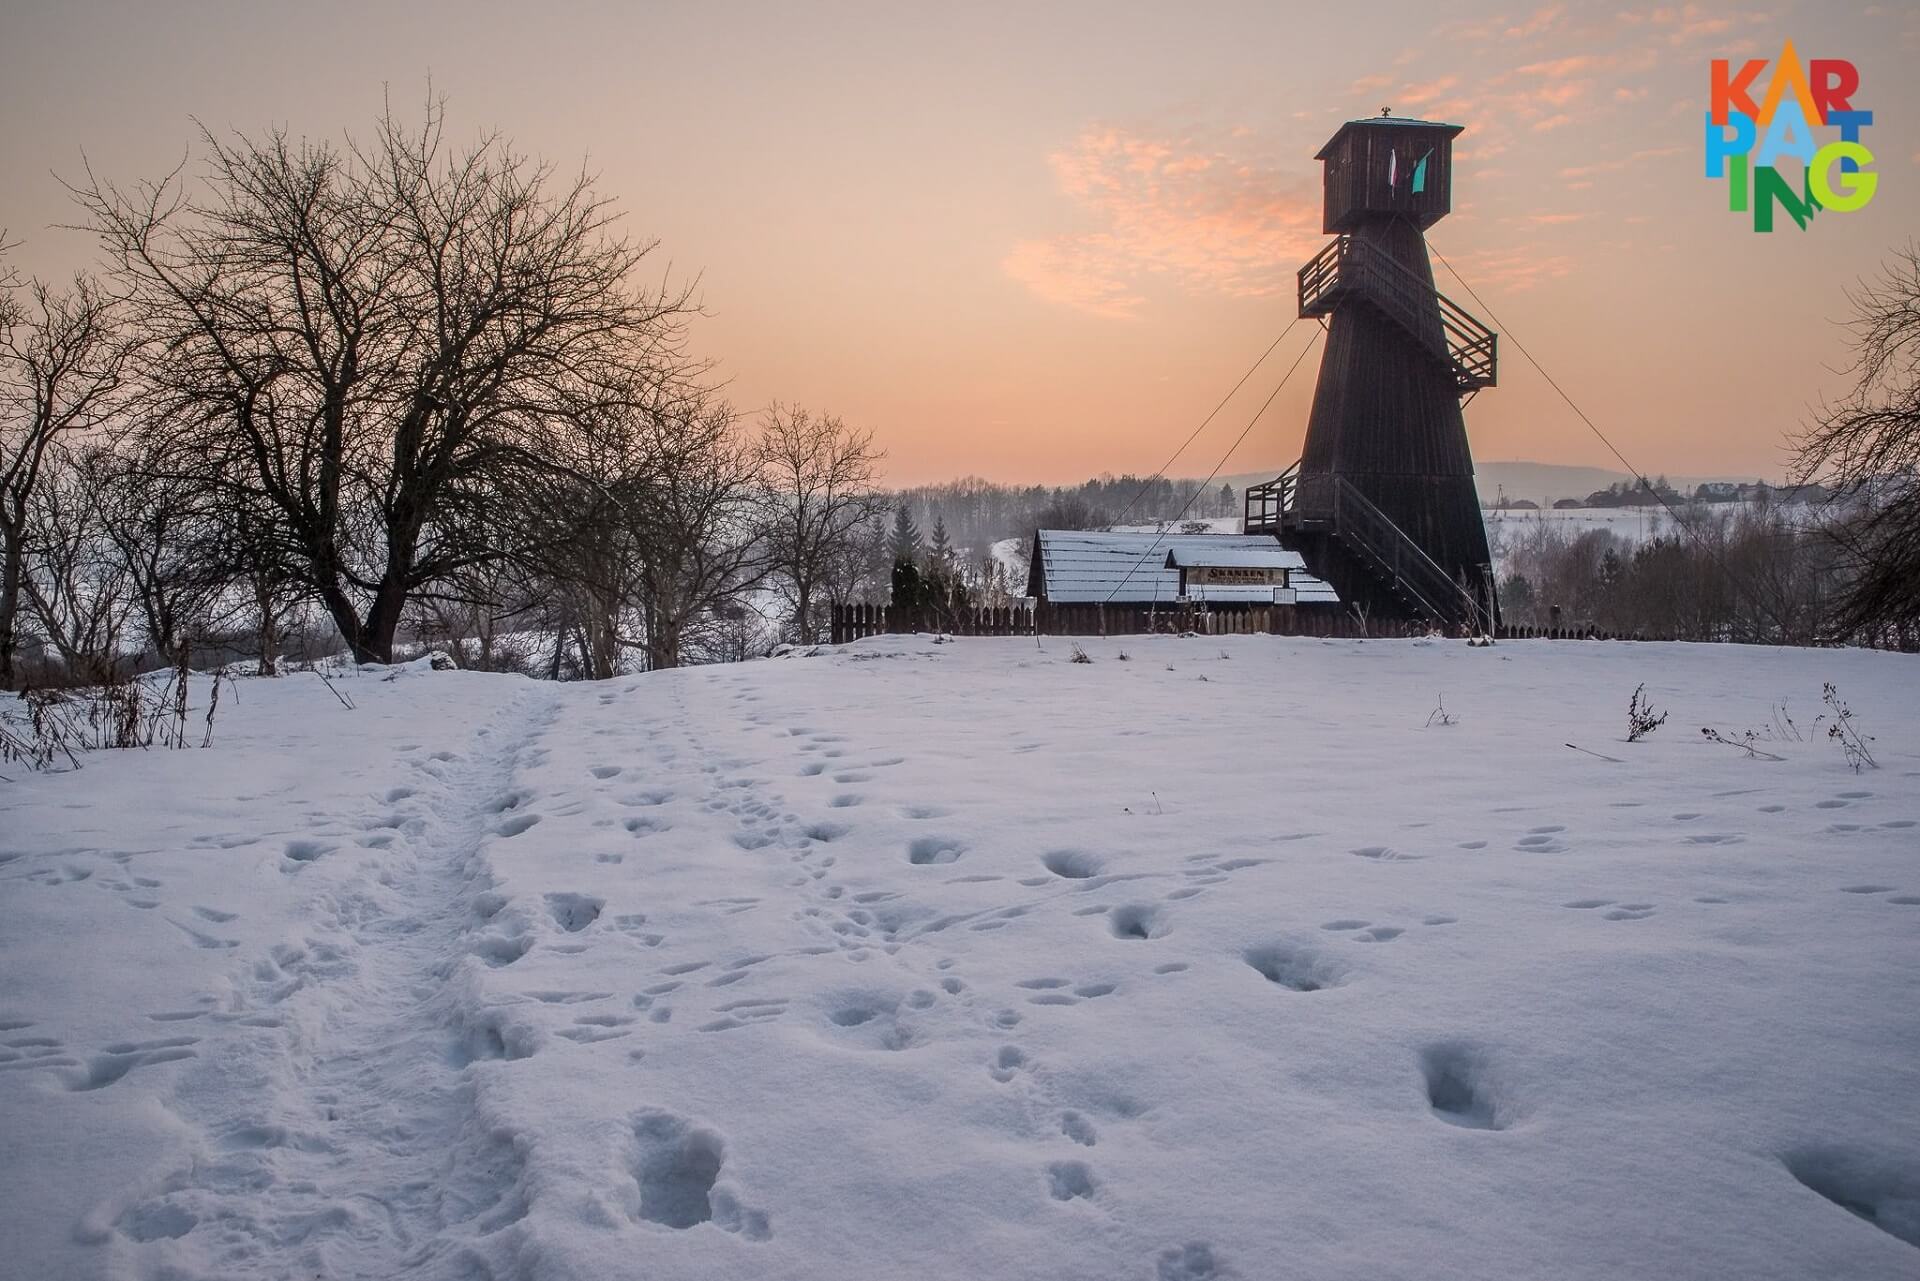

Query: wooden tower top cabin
1315;115;1462;233
1244;114;1500;633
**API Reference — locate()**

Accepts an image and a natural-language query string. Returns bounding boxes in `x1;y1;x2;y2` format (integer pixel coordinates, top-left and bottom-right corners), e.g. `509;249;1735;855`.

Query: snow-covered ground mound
3;637;1918;1280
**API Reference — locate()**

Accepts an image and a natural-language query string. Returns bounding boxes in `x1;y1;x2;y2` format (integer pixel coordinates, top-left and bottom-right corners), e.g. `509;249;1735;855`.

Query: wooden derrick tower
1244;114;1499;632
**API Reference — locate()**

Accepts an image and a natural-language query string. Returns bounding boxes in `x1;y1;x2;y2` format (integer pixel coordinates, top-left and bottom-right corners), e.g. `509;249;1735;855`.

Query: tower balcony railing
1298;236;1497;394
1241;463;1296;535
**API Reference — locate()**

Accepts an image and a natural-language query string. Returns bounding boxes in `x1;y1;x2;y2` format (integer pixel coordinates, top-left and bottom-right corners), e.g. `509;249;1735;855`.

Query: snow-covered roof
1032;530;1338;604
1163;547;1301;570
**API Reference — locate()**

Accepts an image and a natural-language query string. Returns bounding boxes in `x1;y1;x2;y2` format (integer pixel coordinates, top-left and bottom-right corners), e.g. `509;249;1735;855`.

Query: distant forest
890;475;1238;559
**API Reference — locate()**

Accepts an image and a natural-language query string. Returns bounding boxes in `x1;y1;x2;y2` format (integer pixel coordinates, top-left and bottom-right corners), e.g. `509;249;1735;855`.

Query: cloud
1531;114;1574;132
1397;76;1461;107
1005;127;1324;318
1616;3;1770;46
1505;4;1566;39
1515;55;1597;78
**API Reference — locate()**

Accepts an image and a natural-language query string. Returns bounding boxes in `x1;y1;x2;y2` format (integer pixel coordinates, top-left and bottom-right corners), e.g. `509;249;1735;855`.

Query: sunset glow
4;1;1914;485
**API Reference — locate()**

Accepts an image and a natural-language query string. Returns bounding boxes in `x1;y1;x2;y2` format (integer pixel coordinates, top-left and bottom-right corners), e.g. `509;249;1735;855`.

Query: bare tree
626;393;768;670
1794;243;1920;647
516;386;766;676
820;507;889;614
73;97;698;664
92;439;234;668
757;403;884;644
1;262;130;687
21;444;135;682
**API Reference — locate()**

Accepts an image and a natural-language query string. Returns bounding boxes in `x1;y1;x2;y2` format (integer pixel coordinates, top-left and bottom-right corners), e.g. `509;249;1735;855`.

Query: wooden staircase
1244;464;1492;633
1297;237;1496;394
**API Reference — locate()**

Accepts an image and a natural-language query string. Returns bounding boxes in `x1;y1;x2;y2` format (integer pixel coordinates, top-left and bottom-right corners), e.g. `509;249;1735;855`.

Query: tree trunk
354;575;412;665
0;531;22;689
793;579;815;646
647;616;683;671
587;592;620;680
254;579;280;676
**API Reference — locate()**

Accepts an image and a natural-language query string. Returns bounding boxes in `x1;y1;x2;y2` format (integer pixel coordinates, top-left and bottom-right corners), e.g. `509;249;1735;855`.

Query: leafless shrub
0;658;227;777
1821;681;1877;771
1069;643;1092;664
1626;684;1667;742
1427;694;1456;727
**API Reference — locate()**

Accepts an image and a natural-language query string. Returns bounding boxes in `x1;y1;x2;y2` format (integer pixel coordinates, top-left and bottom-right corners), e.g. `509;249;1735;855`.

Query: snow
3;637;1919;1280
1485;503;1676;548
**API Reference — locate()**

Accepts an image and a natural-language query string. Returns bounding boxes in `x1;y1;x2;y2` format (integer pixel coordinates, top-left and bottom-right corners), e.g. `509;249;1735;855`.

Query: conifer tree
929;514;954;572
888;505;921;567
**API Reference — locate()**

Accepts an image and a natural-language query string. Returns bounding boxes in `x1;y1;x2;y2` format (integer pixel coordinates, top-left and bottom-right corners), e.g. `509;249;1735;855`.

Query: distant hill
1473;462;1632;505
1214;461;1771;507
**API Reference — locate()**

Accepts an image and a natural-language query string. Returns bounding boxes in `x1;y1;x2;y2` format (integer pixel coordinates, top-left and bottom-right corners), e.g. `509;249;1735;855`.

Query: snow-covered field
3;637;1918;1280
1485;503;1677;547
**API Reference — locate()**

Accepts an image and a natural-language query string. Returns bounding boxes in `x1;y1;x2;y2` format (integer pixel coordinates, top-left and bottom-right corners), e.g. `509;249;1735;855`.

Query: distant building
1027;530;1338;606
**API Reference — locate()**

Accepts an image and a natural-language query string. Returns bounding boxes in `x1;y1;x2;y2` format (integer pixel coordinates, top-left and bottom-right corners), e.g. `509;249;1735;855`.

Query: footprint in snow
1421;1041;1509;1130
1780;1146;1920;1250
1046;1160;1097;1201
989;1045;1027;1082
1156;1243;1226;1280
61;1037;200;1092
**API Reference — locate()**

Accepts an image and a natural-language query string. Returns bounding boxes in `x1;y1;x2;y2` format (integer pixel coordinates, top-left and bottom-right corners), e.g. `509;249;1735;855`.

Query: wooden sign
1187;565;1289;587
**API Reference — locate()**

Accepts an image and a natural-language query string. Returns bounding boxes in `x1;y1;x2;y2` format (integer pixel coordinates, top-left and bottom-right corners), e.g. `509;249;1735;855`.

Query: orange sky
3;1;1915;486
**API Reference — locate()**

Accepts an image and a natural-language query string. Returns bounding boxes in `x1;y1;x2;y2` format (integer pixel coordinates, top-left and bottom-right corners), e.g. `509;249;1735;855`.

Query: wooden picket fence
828;602;1674;644
1496;623;1674;642
829;602;1418;643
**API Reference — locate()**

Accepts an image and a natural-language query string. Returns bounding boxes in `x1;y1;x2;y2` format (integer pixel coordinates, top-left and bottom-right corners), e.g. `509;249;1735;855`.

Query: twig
314;667;356;710
1565;742;1623;763
1700;727;1786;761
202;673;223;748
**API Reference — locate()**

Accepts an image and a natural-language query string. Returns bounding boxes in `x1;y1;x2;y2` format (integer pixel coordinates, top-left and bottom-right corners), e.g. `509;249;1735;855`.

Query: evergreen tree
891;559;927;608
889;504;922;567
929;515;954;572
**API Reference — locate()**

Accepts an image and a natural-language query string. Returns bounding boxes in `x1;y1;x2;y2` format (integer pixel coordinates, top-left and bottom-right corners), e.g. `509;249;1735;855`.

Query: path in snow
76;683;561;1278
